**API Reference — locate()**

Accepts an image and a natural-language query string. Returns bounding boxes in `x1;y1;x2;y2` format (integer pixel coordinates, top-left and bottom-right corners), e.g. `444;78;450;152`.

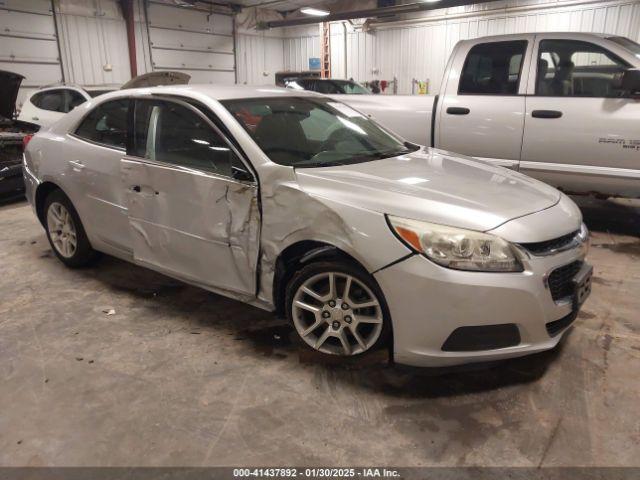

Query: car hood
0;70;24;120
294;148;561;232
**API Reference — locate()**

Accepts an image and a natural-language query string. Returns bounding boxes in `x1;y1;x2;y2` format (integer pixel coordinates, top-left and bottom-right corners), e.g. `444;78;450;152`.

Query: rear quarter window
75;99;130;149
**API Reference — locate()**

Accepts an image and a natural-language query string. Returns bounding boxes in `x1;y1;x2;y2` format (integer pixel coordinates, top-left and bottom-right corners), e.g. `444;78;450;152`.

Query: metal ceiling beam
260;0;497;29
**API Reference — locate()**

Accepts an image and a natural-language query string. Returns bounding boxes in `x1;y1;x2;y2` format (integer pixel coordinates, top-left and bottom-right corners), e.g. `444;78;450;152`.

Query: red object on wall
121;0;137;78
380;80;388;92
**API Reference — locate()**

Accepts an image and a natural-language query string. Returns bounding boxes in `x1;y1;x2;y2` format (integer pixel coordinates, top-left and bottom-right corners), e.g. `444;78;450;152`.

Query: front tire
44;189;97;268
285;261;390;357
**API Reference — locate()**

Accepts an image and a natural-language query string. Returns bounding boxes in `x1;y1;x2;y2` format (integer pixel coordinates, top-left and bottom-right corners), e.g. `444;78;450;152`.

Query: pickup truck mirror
619;69;640;98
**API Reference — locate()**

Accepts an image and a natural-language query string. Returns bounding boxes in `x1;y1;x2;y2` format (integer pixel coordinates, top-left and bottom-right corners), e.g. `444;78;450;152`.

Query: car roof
94;84;321;102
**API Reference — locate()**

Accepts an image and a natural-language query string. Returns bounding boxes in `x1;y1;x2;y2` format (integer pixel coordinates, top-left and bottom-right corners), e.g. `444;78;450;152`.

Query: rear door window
459;41;528;95
75;99;130;149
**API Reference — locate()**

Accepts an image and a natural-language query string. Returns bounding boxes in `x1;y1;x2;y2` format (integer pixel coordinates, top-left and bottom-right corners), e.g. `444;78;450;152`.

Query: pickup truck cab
336;32;640;198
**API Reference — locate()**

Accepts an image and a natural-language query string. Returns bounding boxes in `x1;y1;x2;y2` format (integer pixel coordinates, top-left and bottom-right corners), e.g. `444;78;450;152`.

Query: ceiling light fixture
300;7;330;16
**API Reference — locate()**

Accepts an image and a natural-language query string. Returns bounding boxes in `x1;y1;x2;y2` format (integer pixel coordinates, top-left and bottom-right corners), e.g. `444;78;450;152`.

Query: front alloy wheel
290;268;385;356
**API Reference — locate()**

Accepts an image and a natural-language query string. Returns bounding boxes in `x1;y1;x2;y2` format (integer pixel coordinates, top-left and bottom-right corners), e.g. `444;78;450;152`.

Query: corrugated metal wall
236;33;285;85
54;0;130;88
3;0;640;100
4;0;238;109
145;0;235;84
0;0;63;106
340;0;640;94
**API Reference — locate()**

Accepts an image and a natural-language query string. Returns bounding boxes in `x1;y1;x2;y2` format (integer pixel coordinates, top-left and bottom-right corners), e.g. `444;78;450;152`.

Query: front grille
548;261;582;302
441;324;521;351
546;310;578;337
520;230;580;255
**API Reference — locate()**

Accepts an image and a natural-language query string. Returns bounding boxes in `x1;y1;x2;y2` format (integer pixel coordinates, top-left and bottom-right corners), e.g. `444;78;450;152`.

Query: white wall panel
328;0;640;94
55;1;131;88
0;0;62;107
236;33;284;85
283;35;321;72
146;1;235;83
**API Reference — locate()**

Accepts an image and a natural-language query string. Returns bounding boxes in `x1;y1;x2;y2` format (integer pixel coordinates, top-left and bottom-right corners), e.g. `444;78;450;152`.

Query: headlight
387;215;523;272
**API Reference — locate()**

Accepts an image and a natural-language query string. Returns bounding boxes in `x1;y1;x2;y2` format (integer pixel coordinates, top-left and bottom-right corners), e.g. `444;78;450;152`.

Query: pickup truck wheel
44;190;97;268
286;261;390;357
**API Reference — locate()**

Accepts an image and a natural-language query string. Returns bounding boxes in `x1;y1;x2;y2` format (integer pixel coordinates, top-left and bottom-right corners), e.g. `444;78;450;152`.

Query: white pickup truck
335;32;640;198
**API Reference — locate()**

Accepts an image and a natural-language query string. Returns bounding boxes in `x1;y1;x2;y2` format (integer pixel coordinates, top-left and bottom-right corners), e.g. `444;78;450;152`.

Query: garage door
146;1;235;84
0;0;63;106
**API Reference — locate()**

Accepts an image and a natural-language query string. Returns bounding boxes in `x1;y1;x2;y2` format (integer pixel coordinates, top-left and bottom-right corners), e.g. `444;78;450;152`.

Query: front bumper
374;244;590;367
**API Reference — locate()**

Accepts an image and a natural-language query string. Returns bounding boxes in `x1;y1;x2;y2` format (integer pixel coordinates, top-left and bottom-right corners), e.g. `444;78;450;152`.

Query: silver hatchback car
23;85;592;367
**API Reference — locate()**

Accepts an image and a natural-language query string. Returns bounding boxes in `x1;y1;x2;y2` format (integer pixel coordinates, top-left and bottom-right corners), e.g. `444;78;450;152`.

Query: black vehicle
0;70;39;200
284;77;371;95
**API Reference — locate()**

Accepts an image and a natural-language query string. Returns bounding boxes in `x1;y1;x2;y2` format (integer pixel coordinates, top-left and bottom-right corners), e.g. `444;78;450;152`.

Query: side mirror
620;69;640;98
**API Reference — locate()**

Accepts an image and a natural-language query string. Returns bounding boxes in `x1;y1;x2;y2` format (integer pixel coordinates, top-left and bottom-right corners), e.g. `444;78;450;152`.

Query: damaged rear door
122;97;260;296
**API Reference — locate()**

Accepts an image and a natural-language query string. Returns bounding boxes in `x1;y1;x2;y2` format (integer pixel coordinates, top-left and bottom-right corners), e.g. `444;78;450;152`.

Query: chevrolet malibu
23;85;592;367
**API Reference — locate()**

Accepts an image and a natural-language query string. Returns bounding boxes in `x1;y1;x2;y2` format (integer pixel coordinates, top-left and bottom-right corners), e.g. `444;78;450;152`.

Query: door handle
132;185;141;193
446;107;470;115
531;110;563;119
32;116;39;121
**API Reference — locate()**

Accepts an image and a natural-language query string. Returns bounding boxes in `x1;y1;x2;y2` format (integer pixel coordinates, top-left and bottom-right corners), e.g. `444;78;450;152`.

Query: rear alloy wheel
43;189;97;267
47;202;77;258
288;263;387;356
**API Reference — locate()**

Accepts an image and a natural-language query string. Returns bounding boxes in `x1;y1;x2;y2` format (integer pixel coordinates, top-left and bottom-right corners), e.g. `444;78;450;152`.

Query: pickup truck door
520;34;640;198
121;98;260;296
436;36;534;169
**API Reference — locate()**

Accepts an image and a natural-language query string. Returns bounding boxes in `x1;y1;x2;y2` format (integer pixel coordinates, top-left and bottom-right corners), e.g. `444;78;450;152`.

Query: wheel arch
35;181;66;226
272;240;372;318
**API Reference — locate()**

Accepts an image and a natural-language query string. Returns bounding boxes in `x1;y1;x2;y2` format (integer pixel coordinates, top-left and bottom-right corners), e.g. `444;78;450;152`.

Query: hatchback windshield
222;97;417;167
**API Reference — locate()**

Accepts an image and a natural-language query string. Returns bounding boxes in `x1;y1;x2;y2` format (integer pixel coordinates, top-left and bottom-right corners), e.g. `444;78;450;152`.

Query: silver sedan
23;85;591;367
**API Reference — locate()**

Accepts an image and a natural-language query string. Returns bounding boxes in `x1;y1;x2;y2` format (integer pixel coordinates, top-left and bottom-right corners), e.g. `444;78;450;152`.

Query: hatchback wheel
286;261;389;356
44;190;97;267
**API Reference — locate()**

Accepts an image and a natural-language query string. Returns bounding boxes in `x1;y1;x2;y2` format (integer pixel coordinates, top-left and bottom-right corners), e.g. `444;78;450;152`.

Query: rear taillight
22;134;34;149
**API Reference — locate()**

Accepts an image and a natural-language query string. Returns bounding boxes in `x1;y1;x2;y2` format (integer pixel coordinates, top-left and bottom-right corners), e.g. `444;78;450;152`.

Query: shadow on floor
52;251;567;400
571;195;640;238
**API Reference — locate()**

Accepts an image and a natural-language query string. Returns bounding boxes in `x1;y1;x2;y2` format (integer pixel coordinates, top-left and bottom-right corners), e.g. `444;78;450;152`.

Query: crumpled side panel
256;167;410;308
122;159;260;298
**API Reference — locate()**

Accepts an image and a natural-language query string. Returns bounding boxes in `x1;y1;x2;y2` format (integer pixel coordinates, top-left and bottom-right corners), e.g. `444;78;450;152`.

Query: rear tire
285;260;391;358
43;189;98;268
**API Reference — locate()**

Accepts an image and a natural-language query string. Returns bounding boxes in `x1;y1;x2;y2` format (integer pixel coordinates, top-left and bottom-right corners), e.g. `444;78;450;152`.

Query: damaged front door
121;98;260;296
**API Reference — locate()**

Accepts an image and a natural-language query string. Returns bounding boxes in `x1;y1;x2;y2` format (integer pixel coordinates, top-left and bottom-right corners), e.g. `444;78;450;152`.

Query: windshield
222;97;417;168
607;36;640;58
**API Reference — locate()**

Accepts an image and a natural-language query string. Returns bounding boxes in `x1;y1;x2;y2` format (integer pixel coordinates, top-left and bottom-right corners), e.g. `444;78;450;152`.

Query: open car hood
120;71;191;90
0;70;24;120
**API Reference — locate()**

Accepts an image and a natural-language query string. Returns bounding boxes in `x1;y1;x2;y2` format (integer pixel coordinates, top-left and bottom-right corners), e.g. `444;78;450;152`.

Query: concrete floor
0;196;639;467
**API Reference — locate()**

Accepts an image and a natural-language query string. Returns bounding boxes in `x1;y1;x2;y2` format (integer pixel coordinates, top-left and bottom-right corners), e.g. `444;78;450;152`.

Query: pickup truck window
458;41;527;95
536;40;630;97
